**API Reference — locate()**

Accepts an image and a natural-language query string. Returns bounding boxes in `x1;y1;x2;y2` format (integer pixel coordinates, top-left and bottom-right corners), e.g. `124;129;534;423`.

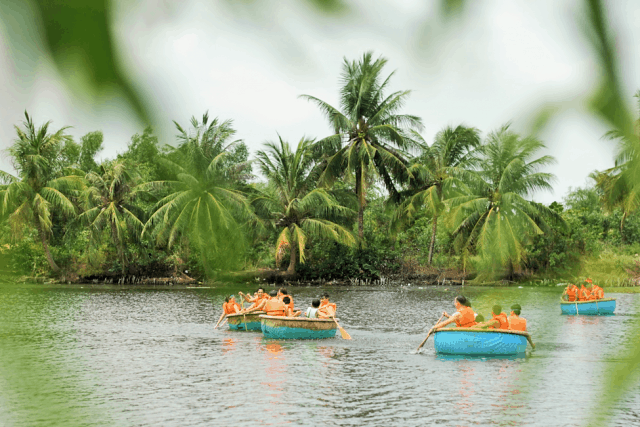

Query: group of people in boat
214;287;337;328
429;296;529;332
561;278;604;302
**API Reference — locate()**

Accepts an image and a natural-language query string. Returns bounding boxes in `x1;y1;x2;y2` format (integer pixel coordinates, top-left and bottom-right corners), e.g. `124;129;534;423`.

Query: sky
1;0;639;204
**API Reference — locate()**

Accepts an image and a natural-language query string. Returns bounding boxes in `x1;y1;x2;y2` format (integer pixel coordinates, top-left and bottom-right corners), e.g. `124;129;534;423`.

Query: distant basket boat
433;328;530;356
226;311;266;331
560;298;616;315
259;315;337;339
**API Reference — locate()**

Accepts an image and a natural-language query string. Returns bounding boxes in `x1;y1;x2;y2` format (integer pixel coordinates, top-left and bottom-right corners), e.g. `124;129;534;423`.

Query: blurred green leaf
31;0;149;123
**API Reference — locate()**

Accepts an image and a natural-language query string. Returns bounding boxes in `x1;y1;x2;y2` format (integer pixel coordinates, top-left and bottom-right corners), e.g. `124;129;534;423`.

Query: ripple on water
0;284;638;426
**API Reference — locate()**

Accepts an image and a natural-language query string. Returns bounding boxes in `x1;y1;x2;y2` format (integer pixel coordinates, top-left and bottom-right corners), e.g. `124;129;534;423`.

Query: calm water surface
0;282;638;426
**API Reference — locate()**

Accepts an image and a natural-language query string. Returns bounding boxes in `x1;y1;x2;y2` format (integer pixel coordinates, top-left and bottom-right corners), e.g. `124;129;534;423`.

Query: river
0;281;638;426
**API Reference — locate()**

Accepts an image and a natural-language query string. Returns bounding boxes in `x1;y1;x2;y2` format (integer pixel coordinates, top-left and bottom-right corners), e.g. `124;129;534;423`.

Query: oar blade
339;326;352;340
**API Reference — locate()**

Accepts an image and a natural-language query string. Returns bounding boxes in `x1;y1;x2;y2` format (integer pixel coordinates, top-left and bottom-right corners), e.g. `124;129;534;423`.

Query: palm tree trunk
356;165;364;242
35;220;60;274
287;243;297;276
110;220;126;275
428;214;437;265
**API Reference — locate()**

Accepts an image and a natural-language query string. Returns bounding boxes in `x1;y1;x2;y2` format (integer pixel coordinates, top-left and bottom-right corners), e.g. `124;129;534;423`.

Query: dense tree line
1;54;639;283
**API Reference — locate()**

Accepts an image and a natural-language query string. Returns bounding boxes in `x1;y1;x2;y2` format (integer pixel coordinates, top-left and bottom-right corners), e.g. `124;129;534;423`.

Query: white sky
1;0;639;204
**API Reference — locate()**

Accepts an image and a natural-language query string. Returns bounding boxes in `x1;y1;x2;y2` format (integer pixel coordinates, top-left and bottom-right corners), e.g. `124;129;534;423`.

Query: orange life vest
589;285;604;300
223;301;240;315
455;306;477;327
508;314;527;331
264;298;286;316
578;285;589;301
489;312;509;330
280;295;294;310
566;285;578;302
318;302;337;318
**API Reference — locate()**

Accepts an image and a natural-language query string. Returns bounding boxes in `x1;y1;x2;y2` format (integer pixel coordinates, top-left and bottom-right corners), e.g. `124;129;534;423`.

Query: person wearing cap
318;293;337;318
507;304;527;331
214;295;241;329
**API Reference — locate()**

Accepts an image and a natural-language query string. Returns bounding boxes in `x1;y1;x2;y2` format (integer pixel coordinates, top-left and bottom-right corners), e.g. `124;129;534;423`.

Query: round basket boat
433;328;530;356
225;311;266;331
560;298;616;315
259;315;337;340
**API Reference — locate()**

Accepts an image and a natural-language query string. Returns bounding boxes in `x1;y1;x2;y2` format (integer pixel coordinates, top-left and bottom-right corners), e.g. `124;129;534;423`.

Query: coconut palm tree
0;112;82;274
392;125;481;265
253;136;356;275
79;160;144;273
300;52;423;241
596;90;640;235
141;115;252;277
446;124;564;276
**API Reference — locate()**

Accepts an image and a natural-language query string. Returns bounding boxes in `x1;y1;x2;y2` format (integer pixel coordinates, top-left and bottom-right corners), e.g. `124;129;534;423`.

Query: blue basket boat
260;315;337;340
560;298;616;315
433;328;531;356
226;311;265;331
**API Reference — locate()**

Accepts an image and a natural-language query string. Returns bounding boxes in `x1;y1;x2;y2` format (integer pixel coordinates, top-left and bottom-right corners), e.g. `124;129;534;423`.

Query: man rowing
428;296;477;334
214;295;241;329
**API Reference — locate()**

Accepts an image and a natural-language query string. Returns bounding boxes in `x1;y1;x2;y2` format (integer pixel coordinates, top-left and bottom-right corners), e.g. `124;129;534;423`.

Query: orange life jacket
578;285;589;301
489;312;509;330
566;285;578;302
223;301;240;315
455;306;477;327
264;298;286;316
318;302;337;318
589;285;604;300
280;295;294;310
508;314;527;331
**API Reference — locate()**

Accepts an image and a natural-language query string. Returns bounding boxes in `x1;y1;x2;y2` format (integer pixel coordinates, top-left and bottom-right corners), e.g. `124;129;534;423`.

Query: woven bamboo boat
259;315;337;339
560;298;616;315
433;328;531;356
226;311;266;331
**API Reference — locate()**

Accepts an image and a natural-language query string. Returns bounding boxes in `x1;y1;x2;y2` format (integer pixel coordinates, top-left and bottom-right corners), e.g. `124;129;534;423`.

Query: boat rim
259;315;337;323
226;311;266;319
559;298;616;304
434;327;530;337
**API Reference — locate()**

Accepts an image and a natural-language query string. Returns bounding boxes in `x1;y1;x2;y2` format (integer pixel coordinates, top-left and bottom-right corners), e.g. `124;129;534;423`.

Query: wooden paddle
417;314;445;352
332;316;352;340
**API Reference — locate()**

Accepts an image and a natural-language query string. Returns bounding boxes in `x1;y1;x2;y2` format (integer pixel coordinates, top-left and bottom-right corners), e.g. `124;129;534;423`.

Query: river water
0;281;638;427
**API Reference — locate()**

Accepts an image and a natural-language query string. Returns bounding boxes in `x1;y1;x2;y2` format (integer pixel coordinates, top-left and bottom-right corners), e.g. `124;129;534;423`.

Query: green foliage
141;114;253;277
301;52;423;239
253;136;356;274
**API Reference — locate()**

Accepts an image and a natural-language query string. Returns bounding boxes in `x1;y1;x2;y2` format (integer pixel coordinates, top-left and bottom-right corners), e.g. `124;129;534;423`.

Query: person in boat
474;314;485;323
472;305;509;330
278;288;295;311
429;296;478;332
578;280;591;301
507;304;527;331
585;279;604;300
214;295;241;329
562;283;579;301
318;293;337;318
239;288;265;305
240;288;268;312
305;299;321;319
282;296;301;317
261;290;287;316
